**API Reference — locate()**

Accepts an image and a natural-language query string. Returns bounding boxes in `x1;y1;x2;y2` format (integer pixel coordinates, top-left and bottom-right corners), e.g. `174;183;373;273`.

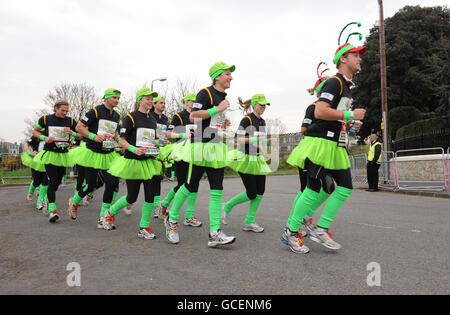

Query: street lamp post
378;0;390;185
378;0;389;153
151;78;167;91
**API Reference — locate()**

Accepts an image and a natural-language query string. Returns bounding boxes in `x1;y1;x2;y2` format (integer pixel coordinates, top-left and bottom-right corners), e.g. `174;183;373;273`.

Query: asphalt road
0;175;449;295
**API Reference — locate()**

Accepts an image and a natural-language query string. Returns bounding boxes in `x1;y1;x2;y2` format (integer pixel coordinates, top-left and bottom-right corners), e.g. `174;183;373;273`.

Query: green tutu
34;150;73;167
108;156;162;180
21;153;33;168
180;142;230;169
287;136;350;170
70;146;119;170
228;150;272;175
169;138;190;161
158;143;173;160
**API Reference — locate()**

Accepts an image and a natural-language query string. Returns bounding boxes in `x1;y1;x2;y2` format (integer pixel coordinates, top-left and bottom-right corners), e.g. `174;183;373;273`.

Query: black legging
173;161;189;193
298;167;336;194
239;172;265;200
78;167;119;203
76;165;86;192
31;169;49;188
307;169;352;193
45;164;66;203
125;177;159;204
185;165;224;192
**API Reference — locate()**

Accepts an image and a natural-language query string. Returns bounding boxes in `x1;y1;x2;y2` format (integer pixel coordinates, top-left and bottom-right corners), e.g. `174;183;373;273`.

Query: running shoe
123;206;132;216
208;230;236;247
183;217;202;227
309;227;341;250
301;217;317;238
26;194;33;201
164;216;179;244
243;223;264;233
138;227;156;240
67;197;78;220
159;206;168;220
49;210;59;223
280;225;310;254
103;209;116;231
97;218;104;229
152;206;159;218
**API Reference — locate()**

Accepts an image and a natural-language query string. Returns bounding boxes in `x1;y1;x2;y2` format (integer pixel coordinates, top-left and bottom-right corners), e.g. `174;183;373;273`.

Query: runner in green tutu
103;88;167;240
160;93;201;227
22;135;48;211
33;100;81;223
222;94;272;233
164;61;236;247
67;88;121;224
281;22;367;254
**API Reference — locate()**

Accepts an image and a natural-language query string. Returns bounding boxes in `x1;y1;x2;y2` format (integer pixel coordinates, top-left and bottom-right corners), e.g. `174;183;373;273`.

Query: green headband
103;88;121;100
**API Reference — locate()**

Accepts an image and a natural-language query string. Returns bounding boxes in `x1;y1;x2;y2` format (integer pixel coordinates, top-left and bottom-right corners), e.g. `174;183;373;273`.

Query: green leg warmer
48;202;57;213
209;190;223;232
244;194;263;224
28;181;36;195
169;185;191;222
185;192;198;219
317;186;353;229
154;195;161;207
224;192;250;214
72;191;83;205
307;189;331;217
287;188;320;232
100;202;111;218
109;196;131;216
162;187;176;208
36;184;46;205
139;202;154;228
288;190;303;225
112;191;118;204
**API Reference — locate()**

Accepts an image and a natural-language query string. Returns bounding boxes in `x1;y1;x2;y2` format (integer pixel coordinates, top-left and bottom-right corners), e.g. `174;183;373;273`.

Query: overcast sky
0;0;448;143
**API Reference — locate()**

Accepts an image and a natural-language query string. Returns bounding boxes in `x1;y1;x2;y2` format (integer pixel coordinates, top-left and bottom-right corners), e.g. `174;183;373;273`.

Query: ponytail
238;97;252;115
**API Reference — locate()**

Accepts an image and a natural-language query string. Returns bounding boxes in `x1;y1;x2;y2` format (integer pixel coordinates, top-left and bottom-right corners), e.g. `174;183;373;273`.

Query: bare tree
23;82;100;139
44;82;101;122
163;77;199;118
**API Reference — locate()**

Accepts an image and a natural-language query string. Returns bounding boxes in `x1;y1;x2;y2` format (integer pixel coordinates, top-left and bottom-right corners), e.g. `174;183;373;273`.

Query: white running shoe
280;225;310;254
26;194;33;201
183;217;202;227
67;197;78;220
123;207;132;216
48;210;59;223
309;227;341;250
103;209;116;230
243;223;264;233
208;230;236;247
138;227;156;240
164;216;179;244
97;218;104;229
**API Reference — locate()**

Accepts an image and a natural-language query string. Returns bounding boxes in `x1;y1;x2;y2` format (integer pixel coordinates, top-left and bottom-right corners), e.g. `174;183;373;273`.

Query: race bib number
136;128;155;147
48;127;69;142
98;119;117;136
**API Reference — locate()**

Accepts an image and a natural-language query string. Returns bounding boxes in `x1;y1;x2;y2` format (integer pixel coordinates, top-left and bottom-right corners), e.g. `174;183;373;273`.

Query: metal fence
0;153;77;184
350;147;449;192
394;148;447;191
